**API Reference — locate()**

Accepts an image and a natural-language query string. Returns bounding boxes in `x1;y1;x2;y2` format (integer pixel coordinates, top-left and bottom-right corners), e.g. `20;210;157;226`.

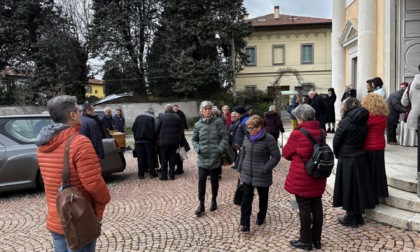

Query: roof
88;78;103;85
249;13;331;28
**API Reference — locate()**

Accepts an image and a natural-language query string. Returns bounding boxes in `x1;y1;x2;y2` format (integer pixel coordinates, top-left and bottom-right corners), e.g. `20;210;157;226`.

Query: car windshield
4;118;54;143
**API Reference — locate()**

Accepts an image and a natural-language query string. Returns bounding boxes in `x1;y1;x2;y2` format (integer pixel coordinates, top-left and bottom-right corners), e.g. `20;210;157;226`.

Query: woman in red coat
283;104;327;251
361;93;390;204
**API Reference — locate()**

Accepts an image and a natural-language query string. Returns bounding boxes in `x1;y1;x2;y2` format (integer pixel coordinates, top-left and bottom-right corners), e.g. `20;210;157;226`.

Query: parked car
0;114;126;193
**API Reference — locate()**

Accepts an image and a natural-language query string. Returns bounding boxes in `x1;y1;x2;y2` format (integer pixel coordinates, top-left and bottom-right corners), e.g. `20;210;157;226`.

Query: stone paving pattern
1;134;420;251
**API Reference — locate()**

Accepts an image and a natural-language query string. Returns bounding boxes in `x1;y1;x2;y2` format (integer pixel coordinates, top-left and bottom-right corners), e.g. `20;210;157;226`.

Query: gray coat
238;129;281;187
192;116;228;170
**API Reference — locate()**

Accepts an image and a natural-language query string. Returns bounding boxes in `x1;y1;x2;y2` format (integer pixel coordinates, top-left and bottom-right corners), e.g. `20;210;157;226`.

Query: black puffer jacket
156;111;182;146
387;89;406;125
333;107;369;158
238;129;281;187
132;112;156;143
263;111;284;139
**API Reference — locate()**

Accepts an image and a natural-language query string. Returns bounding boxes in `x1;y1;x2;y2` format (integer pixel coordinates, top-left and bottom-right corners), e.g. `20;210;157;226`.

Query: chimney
244;12;249;21
274;6;280;19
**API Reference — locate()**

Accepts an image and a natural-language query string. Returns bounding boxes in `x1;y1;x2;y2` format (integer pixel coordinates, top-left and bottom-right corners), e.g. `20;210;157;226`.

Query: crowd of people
34;66;420;251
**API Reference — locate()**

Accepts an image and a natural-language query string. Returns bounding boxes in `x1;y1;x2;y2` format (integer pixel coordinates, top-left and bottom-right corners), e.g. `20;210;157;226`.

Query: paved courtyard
1;138;420;251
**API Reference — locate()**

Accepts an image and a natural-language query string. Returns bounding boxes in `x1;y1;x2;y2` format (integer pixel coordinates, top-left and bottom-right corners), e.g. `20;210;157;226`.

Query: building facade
332;0;420;117
236;6;332;106
85;78;105;98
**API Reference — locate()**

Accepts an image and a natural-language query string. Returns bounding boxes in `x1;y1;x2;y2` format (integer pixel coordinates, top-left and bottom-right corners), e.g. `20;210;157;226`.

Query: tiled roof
249;13;331;28
88;78;103;85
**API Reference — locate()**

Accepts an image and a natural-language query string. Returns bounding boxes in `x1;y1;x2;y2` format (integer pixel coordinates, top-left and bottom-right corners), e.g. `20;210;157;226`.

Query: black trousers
198;168;219;202
160;145;178;179
240;183;269;227
295;195;323;243
136;142;157;177
175;154;183;172
386;122;398;143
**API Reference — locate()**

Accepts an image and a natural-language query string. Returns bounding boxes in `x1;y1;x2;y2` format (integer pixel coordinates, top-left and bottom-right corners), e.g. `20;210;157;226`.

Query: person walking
238;115;281;233
333;97;375;227
361;93;390;204
386;82;408;144
35;95;110;251
191;101;228;216
112;108;125;133
81;103;105;159
283;104;327;250
263;105;285;143
132;108;159;179
156;104;183;180
325;87;337;133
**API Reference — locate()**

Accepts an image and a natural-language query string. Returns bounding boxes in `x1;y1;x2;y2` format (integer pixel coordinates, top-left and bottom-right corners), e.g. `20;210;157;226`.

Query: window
272;45;285;65
301;44;314;64
245;47;256;66
244;85;257;92
95;90;98;94
86;86;92;93
4;118;53;143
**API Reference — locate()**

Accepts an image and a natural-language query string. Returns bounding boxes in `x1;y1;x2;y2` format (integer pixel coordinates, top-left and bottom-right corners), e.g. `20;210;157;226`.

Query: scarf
250;128;264;143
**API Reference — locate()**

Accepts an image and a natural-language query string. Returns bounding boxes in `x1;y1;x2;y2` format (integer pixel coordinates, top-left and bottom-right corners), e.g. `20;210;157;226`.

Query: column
357;0;377;99
331;0;346;119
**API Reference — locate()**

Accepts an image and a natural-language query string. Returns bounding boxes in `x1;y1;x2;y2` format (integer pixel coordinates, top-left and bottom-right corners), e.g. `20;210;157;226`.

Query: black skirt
366;150;389;198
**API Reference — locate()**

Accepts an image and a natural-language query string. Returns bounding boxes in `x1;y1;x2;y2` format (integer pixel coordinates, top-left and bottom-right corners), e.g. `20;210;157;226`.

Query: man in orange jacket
35;95;110;251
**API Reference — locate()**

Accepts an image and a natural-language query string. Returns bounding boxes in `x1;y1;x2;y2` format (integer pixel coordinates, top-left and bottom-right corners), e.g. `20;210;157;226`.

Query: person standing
173;104;189;175
372;77;387;99
283;104;327;250
81;103;105;159
366;79;374;94
35;95;110;251
191;101;228;216
238;115;281;233
173;104;188;130
333;97;374;227
263;105;285;143
401;65;420;147
308;91;328;130
100;107;114;131
287;95;302;131
228;112;239;169
232;106;250;167
325;88;337;133
222;105;232;128
156;104;183;180
132;108;159;179
341;84;357;102
112;108;125;133
386;82;408;144
361;93;390;204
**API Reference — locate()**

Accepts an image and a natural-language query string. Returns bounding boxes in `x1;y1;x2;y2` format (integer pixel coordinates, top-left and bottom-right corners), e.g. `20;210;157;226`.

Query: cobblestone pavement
1;138;420;251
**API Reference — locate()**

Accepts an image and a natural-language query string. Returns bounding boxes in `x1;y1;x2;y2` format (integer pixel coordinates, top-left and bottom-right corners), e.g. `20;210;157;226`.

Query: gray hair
47;95;78;123
222;105;230;110
81;103;93;113
212;106;221;116
146;107;154;114
341;97;360;117
269;105;276;112
104;107;111;113
199;101;213;111
164;104;173;112
292;104;315;121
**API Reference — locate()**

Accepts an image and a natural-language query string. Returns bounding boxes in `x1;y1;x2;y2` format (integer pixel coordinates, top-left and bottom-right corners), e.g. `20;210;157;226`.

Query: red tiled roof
88;78;103;85
249;13;331;28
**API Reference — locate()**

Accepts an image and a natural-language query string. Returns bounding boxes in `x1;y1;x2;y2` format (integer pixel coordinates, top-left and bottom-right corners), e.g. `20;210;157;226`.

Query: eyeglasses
246;126;256;131
203;107;212;111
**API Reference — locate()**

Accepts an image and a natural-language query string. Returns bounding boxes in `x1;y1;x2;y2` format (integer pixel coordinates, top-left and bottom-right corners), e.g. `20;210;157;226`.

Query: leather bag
233;179;243;206
56;135;101;250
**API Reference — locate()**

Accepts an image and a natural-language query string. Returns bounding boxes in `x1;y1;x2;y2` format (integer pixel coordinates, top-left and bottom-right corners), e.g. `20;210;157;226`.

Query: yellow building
236;6;332;104
85;78;105;98
332;0;420;112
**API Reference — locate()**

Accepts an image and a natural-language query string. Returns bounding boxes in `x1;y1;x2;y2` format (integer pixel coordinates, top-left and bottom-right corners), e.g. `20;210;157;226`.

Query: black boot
331;128;335;133
195;202;205;216
210;198;217;212
326;128;331;133
338;214;358;227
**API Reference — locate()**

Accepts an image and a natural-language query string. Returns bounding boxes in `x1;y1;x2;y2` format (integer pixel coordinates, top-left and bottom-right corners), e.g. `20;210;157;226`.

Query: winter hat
234;106;246;115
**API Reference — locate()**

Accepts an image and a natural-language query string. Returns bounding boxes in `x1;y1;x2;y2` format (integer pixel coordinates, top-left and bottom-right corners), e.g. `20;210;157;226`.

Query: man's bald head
308;91;316;99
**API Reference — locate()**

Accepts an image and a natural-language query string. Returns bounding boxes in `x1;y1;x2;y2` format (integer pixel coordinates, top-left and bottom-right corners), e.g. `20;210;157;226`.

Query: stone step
385;187;420;213
365;204;420;232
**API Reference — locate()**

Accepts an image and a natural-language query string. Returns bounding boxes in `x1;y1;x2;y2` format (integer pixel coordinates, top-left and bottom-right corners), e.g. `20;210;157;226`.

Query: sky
243;0;332;19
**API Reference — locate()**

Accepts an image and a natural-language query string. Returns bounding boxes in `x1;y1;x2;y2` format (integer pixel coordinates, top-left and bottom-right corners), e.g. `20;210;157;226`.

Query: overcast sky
243;0;332;19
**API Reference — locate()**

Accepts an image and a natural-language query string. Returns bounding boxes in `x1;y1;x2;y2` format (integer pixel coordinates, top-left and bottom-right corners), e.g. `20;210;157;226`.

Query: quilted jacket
36;125;110;234
283;120;327;198
364;113;387;151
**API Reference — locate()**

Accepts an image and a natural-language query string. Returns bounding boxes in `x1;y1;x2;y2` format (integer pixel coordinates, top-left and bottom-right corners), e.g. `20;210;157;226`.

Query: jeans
240;183;269;227
51;232;96;252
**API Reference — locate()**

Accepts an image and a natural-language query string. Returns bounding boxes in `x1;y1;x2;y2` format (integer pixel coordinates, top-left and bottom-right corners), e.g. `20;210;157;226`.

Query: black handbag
233;179;243;206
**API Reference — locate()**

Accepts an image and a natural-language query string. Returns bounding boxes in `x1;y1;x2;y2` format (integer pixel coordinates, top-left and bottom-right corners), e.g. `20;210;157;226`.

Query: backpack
299;128;334;178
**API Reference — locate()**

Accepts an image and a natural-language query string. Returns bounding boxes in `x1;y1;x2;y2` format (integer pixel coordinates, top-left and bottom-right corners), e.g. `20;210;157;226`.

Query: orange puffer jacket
37;127;111;234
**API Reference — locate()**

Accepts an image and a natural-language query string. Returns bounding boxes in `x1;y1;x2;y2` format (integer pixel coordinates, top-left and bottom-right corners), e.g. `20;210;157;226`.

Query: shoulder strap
299;128;317;146
62;134;77;184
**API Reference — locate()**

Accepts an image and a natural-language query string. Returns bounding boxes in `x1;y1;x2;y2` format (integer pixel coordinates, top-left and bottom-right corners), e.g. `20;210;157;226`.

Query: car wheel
36;170;45;190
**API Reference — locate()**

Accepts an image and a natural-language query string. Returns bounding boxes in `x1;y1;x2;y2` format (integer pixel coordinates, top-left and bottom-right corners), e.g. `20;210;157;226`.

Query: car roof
0;114;51;119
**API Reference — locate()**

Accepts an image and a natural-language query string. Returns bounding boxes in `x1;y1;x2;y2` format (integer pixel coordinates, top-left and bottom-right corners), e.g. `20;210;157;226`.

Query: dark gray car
0;114;126;193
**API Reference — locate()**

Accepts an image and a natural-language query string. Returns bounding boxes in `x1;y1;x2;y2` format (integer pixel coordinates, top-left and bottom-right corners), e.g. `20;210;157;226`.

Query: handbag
178;146;188;160
403;83;412;123
233;178;243;206
56;135;101;250
222;145;236;165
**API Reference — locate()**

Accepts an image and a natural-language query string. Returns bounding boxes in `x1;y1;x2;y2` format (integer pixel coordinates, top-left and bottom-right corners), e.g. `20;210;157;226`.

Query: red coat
283;120;327;198
37;127;111;234
364;113;387;151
